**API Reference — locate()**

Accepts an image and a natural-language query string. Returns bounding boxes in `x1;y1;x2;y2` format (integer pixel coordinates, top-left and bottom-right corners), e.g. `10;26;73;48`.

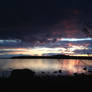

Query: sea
0;59;92;77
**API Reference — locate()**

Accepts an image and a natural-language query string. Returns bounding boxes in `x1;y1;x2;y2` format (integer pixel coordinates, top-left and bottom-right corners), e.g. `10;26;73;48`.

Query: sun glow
0;44;90;57
0;39;91;57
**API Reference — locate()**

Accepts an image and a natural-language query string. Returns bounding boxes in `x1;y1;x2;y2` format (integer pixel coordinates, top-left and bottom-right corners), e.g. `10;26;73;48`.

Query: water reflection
59;59;87;75
0;59;92;76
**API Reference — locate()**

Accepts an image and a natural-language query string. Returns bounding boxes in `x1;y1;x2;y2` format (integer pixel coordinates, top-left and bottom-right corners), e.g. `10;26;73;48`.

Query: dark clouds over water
0;0;92;57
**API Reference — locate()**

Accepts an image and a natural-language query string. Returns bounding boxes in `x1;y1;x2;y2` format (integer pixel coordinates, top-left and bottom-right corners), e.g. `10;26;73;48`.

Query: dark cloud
0;0;92;57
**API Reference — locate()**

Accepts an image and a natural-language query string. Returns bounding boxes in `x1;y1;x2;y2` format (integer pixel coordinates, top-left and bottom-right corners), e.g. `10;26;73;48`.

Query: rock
58;70;62;73
10;69;35;80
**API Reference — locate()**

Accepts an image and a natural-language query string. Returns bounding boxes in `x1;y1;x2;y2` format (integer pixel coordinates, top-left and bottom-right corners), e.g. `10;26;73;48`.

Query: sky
0;0;92;58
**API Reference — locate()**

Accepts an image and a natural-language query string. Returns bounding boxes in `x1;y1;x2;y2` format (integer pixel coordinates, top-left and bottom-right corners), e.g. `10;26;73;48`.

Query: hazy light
60;38;92;41
0;44;89;56
0;39;21;43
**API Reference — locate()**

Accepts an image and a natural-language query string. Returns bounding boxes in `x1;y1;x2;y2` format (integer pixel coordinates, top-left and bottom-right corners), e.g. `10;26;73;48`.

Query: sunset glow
0;41;91;58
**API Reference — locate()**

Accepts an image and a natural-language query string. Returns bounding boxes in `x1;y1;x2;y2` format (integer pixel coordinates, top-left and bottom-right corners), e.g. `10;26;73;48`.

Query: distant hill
11;54;68;59
11;55;92;59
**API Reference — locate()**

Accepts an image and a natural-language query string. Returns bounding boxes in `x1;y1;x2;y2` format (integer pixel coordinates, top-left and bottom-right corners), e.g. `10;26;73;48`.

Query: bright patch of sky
59;38;92;41
0;37;92;58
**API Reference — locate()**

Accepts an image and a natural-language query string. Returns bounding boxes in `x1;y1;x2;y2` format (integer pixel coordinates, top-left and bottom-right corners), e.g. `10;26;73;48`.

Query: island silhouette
11;54;92;60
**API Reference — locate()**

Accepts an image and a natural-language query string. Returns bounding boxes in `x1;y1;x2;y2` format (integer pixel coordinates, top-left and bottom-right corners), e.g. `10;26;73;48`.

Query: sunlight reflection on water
0;59;92;76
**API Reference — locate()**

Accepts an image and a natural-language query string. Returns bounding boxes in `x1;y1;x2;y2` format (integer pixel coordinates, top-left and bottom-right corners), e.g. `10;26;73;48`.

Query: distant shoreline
9;55;92;60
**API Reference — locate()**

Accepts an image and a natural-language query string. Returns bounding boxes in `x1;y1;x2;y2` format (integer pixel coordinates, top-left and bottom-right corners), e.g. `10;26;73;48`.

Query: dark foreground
0;69;92;91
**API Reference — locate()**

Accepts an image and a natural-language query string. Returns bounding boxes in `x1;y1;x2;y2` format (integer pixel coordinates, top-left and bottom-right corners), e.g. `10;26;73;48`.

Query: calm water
0;59;92;77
